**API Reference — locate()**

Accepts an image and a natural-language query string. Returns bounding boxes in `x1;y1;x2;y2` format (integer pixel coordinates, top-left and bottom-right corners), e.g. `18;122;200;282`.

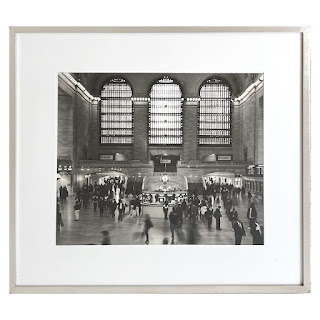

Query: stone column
133;99;149;160
72;91;78;191
182;99;198;160
255;91;264;165
88;99;99;160
232;100;241;160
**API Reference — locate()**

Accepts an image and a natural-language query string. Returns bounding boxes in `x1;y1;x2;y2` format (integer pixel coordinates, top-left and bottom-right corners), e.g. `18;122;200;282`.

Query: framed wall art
9;27;310;293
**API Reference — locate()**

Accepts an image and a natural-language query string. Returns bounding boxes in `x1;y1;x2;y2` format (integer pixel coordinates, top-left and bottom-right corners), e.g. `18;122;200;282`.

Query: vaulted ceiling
70;73;263;99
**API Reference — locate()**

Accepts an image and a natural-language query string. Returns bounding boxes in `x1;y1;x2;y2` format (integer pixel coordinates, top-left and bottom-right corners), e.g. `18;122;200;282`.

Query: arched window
149;76;183;145
100;78;133;144
198;78;232;145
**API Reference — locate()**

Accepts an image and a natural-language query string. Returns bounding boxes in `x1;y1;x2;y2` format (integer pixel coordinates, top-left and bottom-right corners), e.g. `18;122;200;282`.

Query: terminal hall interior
57;73;264;245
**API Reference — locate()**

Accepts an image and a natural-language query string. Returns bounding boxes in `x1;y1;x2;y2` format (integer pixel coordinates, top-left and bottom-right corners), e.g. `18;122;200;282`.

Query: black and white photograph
57;72;264;245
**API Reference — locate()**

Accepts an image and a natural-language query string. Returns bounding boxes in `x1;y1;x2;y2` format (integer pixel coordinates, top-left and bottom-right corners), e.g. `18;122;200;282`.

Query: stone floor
57;194;264;245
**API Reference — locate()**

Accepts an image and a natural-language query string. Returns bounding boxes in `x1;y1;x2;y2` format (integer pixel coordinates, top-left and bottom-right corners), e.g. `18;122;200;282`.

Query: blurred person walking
234;217;246;245
169;207;179;243
213;206;222;230
144;214;153;244
118;199;125;221
163;201;169;219
250;221;263;245
73;200;81;221
206;205;214;230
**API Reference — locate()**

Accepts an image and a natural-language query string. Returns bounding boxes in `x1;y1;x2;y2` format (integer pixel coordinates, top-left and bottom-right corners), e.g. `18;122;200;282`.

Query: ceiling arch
70;73;263;99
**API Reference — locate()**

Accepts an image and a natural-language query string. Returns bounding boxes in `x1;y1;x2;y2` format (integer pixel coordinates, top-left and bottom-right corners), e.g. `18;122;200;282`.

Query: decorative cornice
235;75;264;104
58;73;263;106
59;72;100;103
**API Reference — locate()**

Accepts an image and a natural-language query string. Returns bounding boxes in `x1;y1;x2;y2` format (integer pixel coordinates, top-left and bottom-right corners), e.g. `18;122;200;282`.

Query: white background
16;32;301;286
1;0;319;319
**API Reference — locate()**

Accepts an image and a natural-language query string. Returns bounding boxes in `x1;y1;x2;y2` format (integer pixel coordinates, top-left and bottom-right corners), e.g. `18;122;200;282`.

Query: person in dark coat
56;200;64;231
176;204;183;228
83;190;90;209
162;237;169;245
190;203;198;223
212;189;217;202
186;221;200;244
248;191;253;205
225;197;233;218
213;206;222;230
169;207;179;243
250;221;263;245
230;207;239;231
163;201;169;219
234;217;246;245
247;202;257;230
101;230;111;245
181;199;187;218
144;214;153;244
117;199;125;221
76;188;82;203
206;205;214;230
59;186;63;200
136;196;142;216
60;186;68;203
92;194;98;213
193;195;200;207
98;197;105;217
110;199;117;217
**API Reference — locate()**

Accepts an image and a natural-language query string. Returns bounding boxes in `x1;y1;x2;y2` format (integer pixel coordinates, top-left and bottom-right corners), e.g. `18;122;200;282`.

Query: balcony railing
77;160;154;167
177;160;253;167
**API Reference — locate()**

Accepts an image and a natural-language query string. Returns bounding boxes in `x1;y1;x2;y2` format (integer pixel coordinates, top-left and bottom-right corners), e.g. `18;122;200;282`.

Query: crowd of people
57;176;129;225
159;185;263;245
56;179;263;246
75;177;129;219
204;180;245;201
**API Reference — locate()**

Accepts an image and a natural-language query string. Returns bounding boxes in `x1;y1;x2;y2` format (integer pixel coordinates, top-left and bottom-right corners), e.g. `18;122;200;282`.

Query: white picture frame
9;26;310;293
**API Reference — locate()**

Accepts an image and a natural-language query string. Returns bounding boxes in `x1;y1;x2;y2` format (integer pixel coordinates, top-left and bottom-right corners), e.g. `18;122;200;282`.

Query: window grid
100;80;133;144
149;77;183;145
198;79;232;145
